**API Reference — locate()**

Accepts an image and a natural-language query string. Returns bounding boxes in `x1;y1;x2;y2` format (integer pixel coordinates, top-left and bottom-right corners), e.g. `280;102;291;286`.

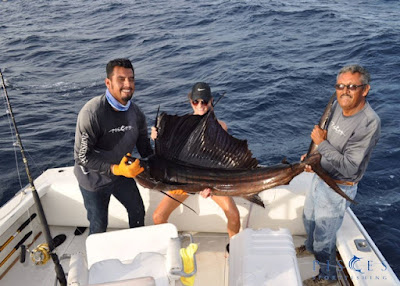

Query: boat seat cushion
88;252;168;286
86;224;179;268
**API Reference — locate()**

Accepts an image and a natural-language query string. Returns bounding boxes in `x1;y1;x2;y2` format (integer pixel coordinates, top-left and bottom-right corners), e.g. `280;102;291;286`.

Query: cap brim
191;93;212;101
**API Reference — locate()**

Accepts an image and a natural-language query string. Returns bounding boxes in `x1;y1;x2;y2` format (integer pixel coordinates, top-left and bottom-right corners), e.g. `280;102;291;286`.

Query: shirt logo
330;121;345;136
78;132;89;164
109;125;133;133
197;88;205;91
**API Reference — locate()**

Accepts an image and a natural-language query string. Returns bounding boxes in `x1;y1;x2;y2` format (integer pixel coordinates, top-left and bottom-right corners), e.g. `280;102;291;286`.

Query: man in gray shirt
74;58;153;234
298;65;381;286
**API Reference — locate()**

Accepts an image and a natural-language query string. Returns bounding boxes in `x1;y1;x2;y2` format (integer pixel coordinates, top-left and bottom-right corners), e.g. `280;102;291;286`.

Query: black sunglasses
191;99;209;106
334;84;366;91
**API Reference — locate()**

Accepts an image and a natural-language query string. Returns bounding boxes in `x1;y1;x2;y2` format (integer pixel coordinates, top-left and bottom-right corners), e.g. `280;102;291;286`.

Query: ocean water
1;0;399;279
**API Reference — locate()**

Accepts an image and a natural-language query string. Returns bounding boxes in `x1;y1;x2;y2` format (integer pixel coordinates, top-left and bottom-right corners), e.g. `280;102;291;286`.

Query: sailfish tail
307;155;357;204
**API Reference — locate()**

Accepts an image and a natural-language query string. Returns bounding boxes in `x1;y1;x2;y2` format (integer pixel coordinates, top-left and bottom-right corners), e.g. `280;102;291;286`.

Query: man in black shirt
74;58;153;234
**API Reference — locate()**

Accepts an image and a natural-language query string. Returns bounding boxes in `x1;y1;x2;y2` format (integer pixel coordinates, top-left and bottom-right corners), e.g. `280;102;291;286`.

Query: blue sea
1;0;399;279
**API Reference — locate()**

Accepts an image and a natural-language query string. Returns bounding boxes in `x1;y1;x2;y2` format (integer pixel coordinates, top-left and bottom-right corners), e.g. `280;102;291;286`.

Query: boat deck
0;224;329;286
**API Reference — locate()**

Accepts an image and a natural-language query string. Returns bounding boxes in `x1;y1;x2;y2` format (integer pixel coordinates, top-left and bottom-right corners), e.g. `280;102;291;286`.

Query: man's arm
75;110;113;174
318;118;380;178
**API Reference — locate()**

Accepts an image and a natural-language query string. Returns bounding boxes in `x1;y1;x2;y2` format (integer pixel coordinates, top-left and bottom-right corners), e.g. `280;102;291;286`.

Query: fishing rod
0;213;36;252
0;69;67;285
0;231;42;280
0;231;32;268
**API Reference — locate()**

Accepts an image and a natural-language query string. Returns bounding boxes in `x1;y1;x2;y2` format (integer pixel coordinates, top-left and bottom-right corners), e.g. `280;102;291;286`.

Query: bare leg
153;192;189;224
211;196;240;238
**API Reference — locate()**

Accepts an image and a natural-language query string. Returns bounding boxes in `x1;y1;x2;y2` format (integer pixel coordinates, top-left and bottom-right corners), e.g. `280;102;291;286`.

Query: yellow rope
180;243;198;286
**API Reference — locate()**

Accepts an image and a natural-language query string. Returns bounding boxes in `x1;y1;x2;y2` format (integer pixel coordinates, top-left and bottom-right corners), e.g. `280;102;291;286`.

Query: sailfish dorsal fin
155;111;258;169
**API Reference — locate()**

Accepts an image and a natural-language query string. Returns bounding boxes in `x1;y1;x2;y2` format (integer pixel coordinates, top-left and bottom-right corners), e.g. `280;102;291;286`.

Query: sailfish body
135;151;322;207
134;95;355;208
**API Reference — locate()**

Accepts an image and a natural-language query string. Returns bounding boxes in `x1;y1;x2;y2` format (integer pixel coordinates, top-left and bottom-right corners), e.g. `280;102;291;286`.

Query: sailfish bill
303;91;357;204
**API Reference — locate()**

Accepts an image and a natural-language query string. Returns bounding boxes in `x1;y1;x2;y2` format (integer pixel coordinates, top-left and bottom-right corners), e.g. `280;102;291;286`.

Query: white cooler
229;228;301;286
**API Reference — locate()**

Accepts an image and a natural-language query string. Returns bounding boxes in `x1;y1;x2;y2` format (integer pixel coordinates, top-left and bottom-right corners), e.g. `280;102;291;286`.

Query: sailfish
131;92;356;208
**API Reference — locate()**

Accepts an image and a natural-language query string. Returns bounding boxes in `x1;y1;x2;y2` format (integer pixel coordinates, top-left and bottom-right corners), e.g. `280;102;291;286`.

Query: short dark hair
106;58;134;79
337;65;370;85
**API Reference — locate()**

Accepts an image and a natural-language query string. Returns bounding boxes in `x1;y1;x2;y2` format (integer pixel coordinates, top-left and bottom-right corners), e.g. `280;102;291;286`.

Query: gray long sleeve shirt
318;101;381;182
73;95;153;191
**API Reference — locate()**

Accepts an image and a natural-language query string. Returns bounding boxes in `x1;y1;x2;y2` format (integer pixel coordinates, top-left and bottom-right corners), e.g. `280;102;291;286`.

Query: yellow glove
113;153;144;178
169;189;188;195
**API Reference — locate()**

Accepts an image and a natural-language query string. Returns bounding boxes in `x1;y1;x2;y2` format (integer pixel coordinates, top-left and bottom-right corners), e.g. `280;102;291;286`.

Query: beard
121;91;133;103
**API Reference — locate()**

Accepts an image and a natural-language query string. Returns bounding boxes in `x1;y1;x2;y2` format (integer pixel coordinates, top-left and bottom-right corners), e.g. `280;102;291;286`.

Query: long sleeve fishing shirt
73;95;153;191
318;101;381;182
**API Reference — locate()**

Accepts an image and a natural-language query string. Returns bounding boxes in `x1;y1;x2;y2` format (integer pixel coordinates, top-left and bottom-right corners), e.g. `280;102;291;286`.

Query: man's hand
301;153;314;173
311;125;327;145
112;153;144;178
200;188;212;198
150;126;158;141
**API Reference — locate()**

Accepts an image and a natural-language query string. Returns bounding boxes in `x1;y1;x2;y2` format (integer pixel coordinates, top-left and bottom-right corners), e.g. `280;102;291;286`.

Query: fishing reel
30;243;51;265
28;234;67;266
